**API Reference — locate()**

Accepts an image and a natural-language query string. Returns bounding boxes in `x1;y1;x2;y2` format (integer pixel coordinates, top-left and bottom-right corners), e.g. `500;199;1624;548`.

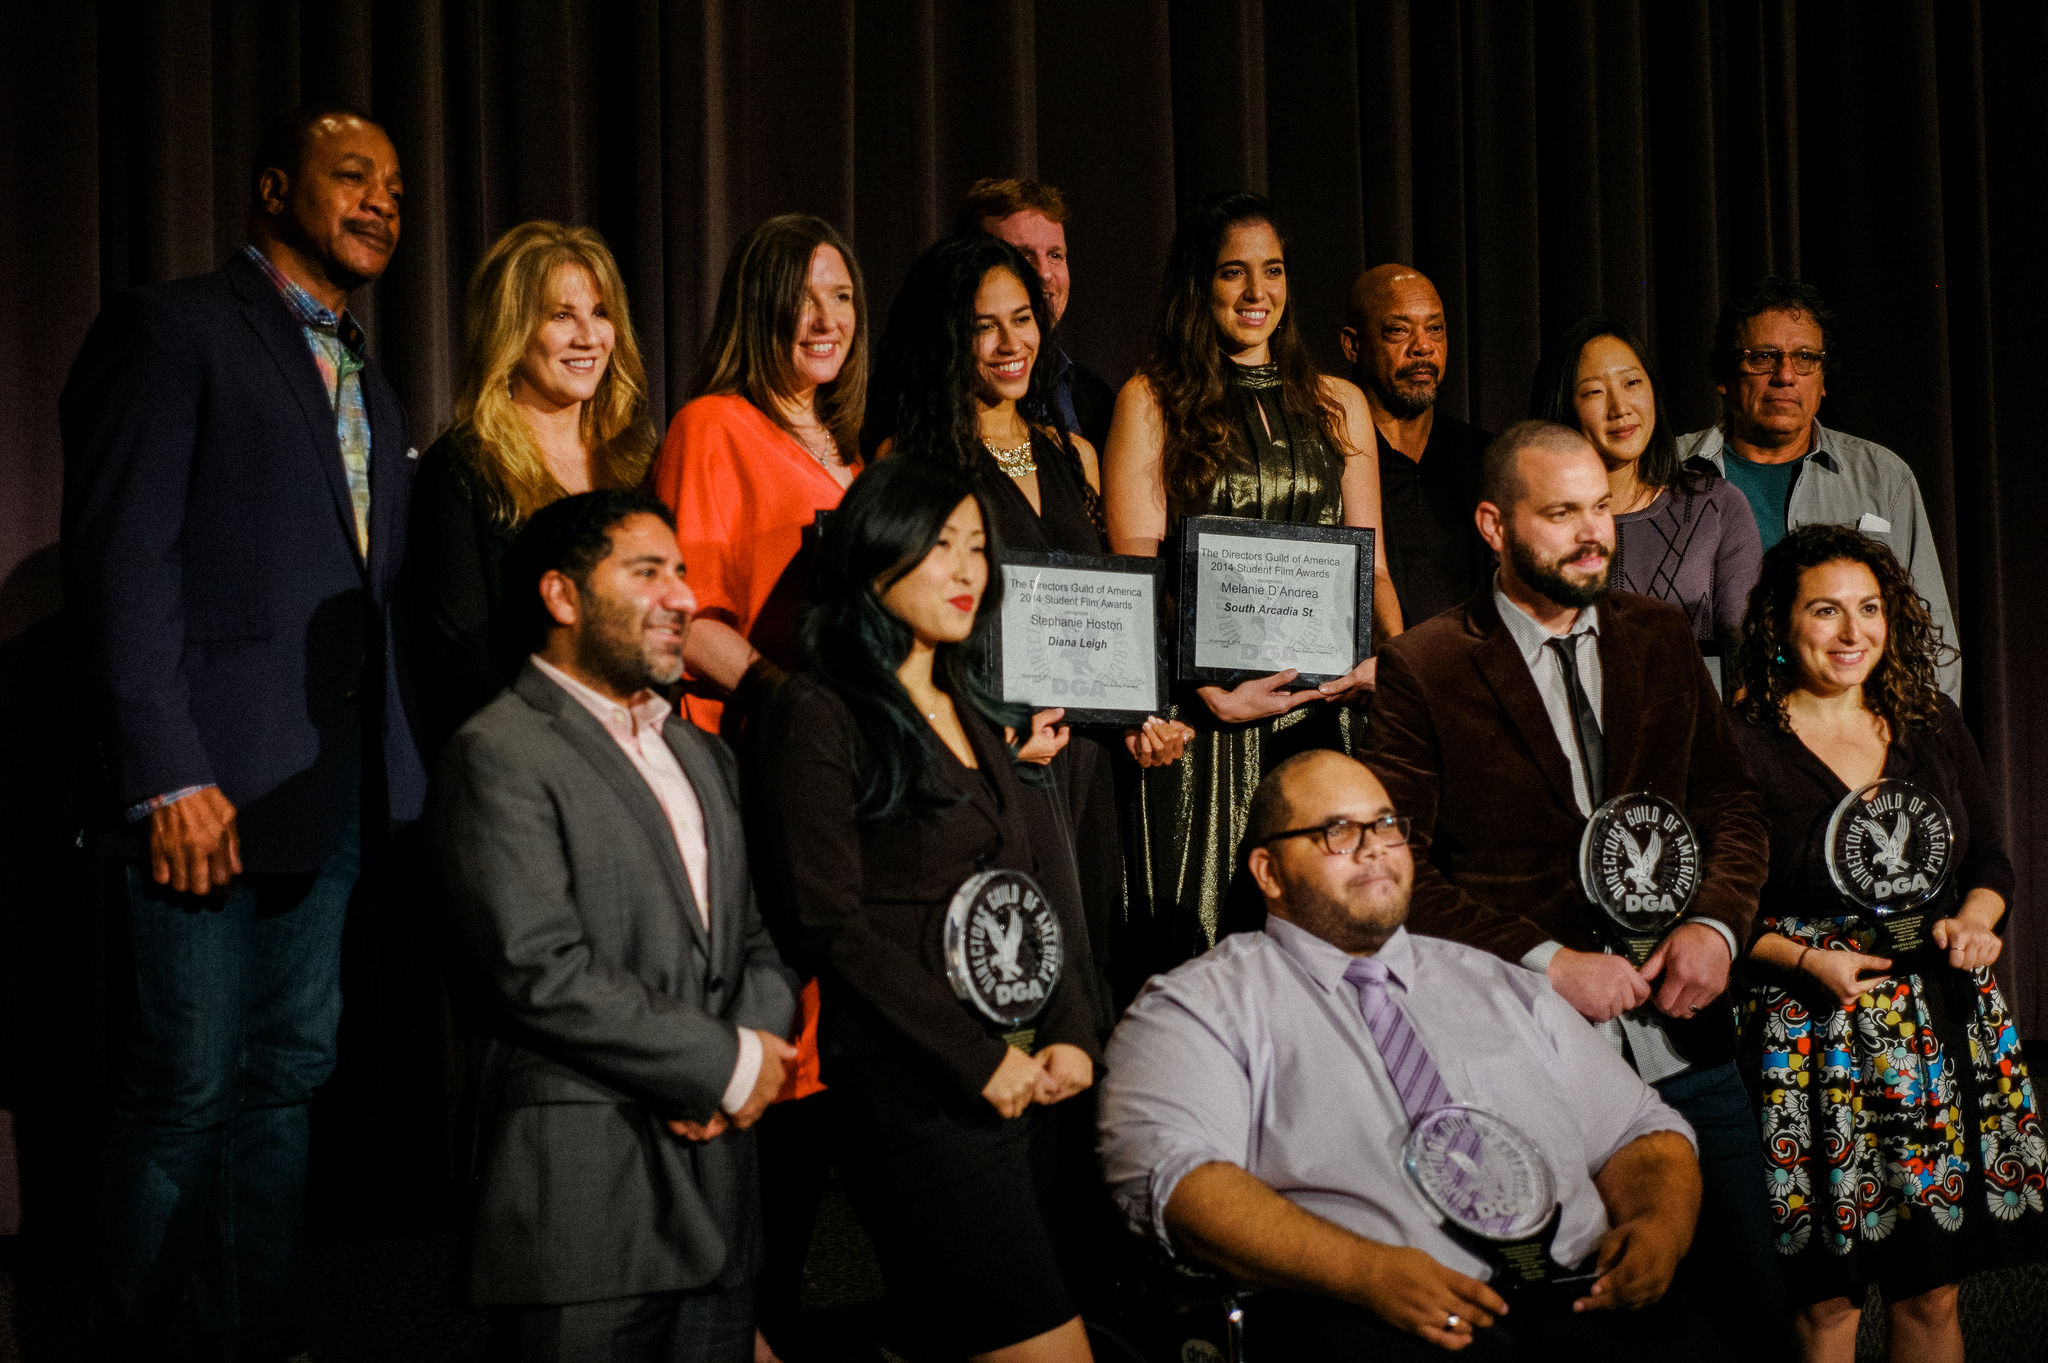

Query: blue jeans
1654;1059;1792;1361
93;813;359;1362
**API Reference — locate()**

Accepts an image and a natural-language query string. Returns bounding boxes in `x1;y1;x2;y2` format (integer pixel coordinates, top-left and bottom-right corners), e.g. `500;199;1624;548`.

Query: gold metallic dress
1117;363;1353;989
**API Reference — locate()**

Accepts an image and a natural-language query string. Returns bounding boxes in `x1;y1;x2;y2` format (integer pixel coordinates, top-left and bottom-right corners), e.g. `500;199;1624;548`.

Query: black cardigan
1729;694;2015;932
750;673;1102;1098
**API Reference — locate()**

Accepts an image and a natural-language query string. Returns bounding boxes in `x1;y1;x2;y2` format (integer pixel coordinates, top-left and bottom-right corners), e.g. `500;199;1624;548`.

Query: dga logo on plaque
943;869;1063;1032
1825;778;1955;967
1577;794;1700;965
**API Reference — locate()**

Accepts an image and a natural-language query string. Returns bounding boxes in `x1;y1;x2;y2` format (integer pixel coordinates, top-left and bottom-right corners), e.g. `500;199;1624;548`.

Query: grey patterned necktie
1546;633;1604;807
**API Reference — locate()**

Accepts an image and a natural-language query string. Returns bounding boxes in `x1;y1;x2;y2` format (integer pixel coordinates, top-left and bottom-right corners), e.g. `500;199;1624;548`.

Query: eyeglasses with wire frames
1733;347;1826;376
1261;813;1413;856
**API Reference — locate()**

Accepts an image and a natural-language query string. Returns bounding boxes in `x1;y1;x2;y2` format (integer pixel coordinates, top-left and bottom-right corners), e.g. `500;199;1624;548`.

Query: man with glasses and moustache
1362;421;1788;1358
1099;750;1708;1359
1675;277;1959;699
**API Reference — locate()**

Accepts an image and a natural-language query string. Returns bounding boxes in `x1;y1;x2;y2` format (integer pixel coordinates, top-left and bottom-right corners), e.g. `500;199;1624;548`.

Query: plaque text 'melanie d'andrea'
1191;531;1358;676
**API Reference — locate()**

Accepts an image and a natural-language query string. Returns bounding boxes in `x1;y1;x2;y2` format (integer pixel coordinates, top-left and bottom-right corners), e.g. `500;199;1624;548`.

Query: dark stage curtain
5;0;2047;1254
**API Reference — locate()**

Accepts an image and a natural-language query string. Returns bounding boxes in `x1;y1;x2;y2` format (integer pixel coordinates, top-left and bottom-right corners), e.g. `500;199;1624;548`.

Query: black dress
404;428;523;756
752;674;1103;1353
1733;697;2047;1306
975;431;1122;1030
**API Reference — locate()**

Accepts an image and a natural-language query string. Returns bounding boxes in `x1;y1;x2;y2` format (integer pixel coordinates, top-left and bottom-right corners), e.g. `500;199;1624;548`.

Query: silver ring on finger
1446;1313;1462;1330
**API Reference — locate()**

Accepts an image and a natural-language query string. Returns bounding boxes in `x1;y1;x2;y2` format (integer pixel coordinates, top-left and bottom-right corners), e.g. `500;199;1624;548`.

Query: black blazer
404;428;523;757
60;250;424;869
751;674;1104;1100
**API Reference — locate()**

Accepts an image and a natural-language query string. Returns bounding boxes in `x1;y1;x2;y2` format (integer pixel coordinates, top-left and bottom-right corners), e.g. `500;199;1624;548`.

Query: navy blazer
60;249;426;871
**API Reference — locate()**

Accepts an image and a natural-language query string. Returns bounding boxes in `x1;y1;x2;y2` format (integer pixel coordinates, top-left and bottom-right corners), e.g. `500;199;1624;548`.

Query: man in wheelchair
1098;751;1718;1360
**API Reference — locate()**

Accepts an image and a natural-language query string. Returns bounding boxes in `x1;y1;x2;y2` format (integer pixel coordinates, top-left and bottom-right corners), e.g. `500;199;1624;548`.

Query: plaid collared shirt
244;245;372;559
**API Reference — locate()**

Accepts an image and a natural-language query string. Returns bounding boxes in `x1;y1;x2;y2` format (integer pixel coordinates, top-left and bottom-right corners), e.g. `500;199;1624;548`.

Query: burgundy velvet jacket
1363;586;1768;1066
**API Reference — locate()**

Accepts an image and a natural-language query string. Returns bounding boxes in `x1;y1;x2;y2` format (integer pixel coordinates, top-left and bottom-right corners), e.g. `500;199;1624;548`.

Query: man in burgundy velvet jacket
1363;420;1784;1355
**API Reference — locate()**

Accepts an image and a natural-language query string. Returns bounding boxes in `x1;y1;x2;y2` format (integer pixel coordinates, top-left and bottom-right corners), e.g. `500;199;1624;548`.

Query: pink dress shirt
530;655;763;1113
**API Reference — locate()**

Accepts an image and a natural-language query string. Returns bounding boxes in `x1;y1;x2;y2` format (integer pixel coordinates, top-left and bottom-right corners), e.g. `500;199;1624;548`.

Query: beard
1509;535;1613;610
576;589;686;696
1273;859;1412;954
1375;362;1441;419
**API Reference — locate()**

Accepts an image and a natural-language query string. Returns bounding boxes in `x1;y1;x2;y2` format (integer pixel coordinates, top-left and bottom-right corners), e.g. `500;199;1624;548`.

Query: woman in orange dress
649;213;867;1361
653;213;867;743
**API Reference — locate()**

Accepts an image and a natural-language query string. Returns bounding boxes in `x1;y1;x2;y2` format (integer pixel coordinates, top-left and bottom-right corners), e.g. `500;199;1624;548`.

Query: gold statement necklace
984;434;1036;478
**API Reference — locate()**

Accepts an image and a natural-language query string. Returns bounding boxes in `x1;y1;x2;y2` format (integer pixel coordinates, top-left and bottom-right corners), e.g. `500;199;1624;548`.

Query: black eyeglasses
1262;814;1412;856
1734;347;1826;376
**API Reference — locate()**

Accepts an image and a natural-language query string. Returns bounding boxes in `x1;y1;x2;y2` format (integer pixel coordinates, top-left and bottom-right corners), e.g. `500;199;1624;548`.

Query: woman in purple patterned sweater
1531;314;1763;668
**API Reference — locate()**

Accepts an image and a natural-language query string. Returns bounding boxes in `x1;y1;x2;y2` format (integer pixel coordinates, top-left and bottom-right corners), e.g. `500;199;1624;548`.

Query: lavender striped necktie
1344;956;1451;1120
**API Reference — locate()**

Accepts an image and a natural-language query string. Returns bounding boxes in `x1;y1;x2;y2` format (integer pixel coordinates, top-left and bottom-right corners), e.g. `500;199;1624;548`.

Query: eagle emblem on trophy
1857;812;1913;876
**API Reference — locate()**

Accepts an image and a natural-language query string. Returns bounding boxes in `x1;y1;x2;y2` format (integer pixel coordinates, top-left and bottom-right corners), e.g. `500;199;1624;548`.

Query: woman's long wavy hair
1139;191;1343;514
451;221;656;526
692;213;868;459
1729;523;1951;732
799;457;1034;821
866;234;1101;521
1528;313;1693;493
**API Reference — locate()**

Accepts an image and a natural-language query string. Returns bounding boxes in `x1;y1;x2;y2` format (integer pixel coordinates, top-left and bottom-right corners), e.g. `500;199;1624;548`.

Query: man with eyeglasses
1676;276;1959;699
1362;420;1787;1358
1098;749;1711;1359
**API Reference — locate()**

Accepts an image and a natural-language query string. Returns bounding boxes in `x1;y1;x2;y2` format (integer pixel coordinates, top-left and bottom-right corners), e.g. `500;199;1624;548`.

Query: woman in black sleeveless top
867;235;1192;1009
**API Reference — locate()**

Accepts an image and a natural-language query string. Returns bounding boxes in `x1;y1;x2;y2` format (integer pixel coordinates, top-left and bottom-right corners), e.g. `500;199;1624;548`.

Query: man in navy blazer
60;105;421;1360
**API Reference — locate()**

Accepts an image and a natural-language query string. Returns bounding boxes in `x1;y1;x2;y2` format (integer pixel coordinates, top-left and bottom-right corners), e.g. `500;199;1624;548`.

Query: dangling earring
1773;651;1787;666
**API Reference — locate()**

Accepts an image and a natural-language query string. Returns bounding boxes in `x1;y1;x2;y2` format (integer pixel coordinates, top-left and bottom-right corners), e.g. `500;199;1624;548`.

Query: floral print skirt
1738;914;2048;1306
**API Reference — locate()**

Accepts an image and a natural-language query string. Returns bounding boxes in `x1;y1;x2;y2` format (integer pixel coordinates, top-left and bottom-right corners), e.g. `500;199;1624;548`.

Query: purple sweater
1612;475;1763;649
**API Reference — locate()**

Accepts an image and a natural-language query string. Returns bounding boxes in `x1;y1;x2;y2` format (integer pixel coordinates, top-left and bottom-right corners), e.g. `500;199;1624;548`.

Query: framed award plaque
1175;517;1375;688
1825;779;1956;969
990;550;1169;724
1402;1105;1598;1315
1577;793;1701;966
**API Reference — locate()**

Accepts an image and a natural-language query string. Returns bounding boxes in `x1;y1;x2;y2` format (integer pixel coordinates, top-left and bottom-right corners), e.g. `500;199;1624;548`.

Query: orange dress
652;392;854;1101
652;392;856;733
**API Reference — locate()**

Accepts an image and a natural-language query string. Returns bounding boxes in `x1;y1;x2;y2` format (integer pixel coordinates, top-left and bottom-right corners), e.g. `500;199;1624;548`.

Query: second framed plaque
1176;516;1375;687
990;550;1170;724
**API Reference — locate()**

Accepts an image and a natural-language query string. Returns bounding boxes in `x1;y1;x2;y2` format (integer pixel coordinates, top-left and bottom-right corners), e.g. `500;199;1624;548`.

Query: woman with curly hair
1729;523;2045;1362
1101;191;1400;973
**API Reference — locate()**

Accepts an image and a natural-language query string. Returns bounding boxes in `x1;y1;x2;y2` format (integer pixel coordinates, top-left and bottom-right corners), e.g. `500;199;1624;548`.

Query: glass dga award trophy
1403;1105;1599;1314
1577;794;1701;967
943;869;1064;1050
1824;779;1955;970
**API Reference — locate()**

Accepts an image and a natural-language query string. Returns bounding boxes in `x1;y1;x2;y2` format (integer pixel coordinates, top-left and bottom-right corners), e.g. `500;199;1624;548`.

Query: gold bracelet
1794;944;1812;974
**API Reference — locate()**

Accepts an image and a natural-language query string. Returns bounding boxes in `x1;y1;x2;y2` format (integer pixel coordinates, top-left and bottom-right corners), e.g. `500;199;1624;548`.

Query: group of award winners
56;104;2042;1363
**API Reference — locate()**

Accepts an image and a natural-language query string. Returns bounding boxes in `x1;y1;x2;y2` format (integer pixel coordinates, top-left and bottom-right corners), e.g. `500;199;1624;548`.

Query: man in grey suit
428;489;800;1363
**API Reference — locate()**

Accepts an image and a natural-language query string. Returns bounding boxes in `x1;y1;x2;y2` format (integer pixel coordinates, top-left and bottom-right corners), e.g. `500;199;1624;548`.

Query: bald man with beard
1340;265;1494;627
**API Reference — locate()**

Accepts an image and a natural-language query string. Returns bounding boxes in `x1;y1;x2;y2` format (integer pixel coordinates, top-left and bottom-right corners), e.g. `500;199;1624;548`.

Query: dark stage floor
5;1195;2048;1362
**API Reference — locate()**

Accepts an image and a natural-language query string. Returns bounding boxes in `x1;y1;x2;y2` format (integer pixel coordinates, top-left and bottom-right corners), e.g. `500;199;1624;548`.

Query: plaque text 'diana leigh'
999;562;1161;713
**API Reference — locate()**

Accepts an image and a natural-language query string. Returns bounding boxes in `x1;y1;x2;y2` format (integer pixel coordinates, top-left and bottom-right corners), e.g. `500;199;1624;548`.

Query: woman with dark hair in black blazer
752;456;1100;1362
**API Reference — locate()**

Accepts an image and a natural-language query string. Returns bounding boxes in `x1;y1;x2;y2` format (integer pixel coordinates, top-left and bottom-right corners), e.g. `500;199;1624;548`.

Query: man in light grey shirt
1676;276;1959;700
1100;749;1707;1360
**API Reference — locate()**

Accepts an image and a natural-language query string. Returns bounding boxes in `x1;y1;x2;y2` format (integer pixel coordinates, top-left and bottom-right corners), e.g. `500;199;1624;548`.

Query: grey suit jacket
428;661;800;1306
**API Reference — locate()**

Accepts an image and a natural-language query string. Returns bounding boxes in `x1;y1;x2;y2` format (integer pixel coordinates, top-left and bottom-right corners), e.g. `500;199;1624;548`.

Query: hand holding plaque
1577;794;1701;967
1402;1105;1599;1316
1825;779;1956;971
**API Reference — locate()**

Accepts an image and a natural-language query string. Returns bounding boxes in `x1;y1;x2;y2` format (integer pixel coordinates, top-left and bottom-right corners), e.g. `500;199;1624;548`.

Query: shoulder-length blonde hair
692;214;867;458
451;221;657;526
